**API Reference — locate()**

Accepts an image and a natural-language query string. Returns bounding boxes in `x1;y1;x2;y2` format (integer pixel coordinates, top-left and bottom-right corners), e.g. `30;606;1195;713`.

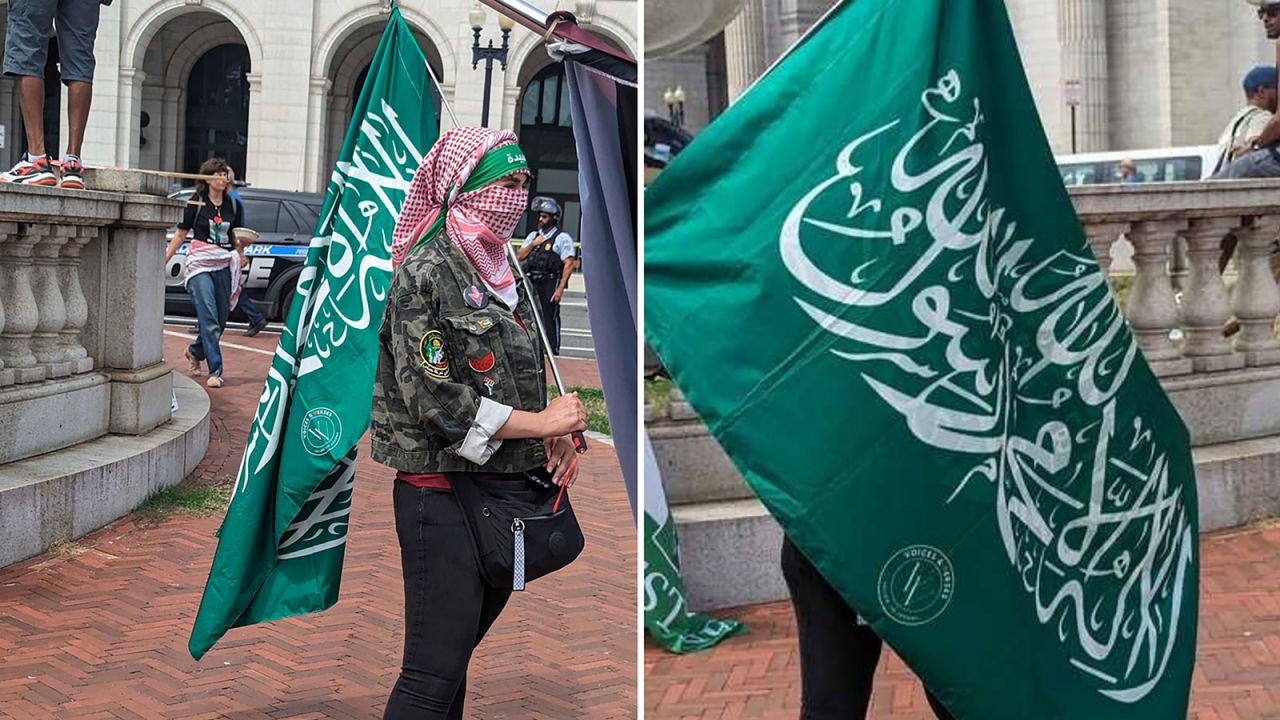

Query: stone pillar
724;0;767;100
1057;0;1109;152
1126;220;1191;376
29;225;73;378
243;73;264;184
161;87;182;171
1181;217;1245;372
117;67;146;168
59;226;97;374
304;77;331;193
0;223;46;384
1232;216;1280;366
1084;222;1129;275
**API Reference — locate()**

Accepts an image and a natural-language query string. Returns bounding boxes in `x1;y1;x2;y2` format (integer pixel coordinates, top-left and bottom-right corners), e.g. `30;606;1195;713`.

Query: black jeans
385;481;512;720
780;538;955;720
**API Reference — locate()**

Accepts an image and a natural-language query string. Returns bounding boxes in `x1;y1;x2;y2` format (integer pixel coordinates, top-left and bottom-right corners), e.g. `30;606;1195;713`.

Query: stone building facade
0;0;636;209
649;0;1274;155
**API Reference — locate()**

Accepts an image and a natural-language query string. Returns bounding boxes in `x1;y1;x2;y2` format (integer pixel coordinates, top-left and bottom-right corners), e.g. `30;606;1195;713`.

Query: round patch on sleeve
418;329;450;380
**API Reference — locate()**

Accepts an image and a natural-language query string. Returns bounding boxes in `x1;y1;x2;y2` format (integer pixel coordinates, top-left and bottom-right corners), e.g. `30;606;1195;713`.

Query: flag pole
417;45;587;456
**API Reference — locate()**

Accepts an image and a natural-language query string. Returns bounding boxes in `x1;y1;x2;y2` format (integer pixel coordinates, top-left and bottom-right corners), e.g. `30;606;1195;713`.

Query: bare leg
65;81;92;158
17;76;45;156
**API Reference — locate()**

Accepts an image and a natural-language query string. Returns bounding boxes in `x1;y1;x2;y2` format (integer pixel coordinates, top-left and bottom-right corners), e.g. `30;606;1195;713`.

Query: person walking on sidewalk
164;158;243;389
0;0;108;189
372;126;588;720
516;197;577;355
781;537;957;720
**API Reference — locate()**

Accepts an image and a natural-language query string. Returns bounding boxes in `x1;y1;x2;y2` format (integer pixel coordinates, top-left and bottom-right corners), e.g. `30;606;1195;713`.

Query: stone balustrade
1072;179;1280;375
0;182;182;464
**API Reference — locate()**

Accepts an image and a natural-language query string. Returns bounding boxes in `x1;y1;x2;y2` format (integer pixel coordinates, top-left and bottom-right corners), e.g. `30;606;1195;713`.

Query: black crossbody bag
447;470;584;591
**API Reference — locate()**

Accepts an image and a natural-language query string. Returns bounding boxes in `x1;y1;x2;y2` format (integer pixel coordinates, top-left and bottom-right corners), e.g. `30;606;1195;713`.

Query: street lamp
470;3;514;128
664;85;686;128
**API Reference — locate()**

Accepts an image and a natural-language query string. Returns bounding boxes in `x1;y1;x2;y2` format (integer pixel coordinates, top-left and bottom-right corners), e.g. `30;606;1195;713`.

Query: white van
1055;145;1220;186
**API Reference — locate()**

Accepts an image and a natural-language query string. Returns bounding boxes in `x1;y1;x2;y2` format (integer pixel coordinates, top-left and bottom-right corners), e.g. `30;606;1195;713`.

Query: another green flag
643;434;745;652
189;5;438;660
644;1;1197;717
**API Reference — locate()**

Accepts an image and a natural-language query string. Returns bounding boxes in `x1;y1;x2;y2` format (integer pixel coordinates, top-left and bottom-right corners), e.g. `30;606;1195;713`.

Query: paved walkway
645;523;1280;719
0;328;636;719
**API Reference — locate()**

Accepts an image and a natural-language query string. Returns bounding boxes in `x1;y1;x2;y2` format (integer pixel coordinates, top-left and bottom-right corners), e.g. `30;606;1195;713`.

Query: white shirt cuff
457;398;514;465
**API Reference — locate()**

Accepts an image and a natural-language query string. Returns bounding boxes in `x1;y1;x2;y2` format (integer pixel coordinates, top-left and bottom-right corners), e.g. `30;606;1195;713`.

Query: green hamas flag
643;434;744;652
644;0;1197;717
189;5;437;660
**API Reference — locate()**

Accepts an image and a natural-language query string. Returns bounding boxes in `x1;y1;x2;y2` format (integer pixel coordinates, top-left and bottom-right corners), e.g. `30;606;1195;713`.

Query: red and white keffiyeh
391;127;529;296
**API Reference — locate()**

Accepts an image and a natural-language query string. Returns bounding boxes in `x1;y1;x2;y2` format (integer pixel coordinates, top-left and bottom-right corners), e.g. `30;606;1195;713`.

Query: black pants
529;274;561;355
384;481;512;720
780;538;955;720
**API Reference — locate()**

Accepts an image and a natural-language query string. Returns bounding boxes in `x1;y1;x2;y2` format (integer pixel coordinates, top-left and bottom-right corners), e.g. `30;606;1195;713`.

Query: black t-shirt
178;193;240;251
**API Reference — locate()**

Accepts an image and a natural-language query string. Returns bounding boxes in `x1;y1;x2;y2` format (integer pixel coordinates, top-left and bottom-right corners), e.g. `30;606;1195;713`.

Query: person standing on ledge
0;0;108;189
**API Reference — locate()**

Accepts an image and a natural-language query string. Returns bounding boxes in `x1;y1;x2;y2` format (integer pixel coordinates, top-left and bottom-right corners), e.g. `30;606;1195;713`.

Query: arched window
516;64;578;240
184;44;251;179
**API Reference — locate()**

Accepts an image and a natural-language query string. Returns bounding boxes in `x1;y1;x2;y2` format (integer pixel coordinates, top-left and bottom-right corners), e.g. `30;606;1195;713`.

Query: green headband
410;144;530;256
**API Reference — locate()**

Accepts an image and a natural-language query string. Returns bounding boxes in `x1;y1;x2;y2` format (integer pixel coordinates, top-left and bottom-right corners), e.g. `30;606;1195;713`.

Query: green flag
189;5;438;660
643;434;745;652
644;1;1197;717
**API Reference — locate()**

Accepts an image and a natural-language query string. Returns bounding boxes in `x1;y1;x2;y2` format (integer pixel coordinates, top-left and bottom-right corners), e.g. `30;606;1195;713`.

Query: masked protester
516;196;578;355
372;127;588;720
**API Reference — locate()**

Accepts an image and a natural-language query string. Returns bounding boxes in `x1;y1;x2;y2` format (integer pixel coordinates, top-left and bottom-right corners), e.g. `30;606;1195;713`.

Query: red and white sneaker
59;158;84;189
0;156;57;186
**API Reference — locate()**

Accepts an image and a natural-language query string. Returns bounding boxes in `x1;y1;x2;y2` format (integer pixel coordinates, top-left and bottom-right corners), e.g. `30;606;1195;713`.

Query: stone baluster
0;223;46;383
58;226;97;374
29;224;73;378
1083;221;1129;275
1180;217;1245;372
1125;220;1191;376
0;225;10;388
1231;216;1280;366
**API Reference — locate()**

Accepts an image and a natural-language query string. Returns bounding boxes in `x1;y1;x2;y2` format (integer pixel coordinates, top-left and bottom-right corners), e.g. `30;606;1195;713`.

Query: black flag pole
505;243;588;454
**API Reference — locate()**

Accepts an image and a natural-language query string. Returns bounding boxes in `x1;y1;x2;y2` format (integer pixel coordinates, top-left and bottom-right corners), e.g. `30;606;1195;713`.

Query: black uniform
520;228;572;355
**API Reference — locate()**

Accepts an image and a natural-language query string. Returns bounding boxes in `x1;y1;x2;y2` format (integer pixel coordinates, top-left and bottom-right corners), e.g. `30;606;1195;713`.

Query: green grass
135;478;232;525
548;385;611;435
644;377;674;417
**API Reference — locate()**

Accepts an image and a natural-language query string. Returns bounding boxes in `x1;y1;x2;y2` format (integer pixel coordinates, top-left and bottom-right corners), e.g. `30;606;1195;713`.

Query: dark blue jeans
385;481;512;720
781;538;955;720
186;268;230;377
238;293;267;327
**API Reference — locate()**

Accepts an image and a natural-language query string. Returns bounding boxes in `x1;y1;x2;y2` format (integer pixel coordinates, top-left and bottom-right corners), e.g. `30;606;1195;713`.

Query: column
724;0;767;101
243;73;264;184
1126;220;1191;377
1181;217;1245;372
29;225;73;378
304;77;331;193
1057;0;1109;152
58;226;97;374
1232;216;1280;366
161;87;182;171
116;67;146;168
1083;222;1130;275
0;223;46;383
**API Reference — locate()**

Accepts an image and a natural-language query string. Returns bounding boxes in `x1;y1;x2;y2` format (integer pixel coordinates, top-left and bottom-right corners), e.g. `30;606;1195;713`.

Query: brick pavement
0;327;636;719
645;523;1280;719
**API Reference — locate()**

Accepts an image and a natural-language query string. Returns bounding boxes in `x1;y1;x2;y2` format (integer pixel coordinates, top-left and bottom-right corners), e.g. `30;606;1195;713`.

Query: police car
164;187;324;322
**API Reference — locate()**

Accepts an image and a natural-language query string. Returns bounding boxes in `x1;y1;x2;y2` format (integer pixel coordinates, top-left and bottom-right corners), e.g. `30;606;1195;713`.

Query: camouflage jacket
371;236;549;473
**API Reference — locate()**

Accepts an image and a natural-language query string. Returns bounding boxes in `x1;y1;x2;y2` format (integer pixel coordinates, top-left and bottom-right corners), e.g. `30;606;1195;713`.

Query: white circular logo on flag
878;545;954;626
300;407;343;456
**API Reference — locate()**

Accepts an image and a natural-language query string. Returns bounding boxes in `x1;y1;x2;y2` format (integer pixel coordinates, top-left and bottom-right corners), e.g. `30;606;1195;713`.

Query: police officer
516;197;577;355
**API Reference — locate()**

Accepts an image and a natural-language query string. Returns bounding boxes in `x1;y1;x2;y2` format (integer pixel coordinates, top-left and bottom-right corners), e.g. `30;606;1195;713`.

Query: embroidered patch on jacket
483;376;496;395
468;352;496;373
418;330;449;379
